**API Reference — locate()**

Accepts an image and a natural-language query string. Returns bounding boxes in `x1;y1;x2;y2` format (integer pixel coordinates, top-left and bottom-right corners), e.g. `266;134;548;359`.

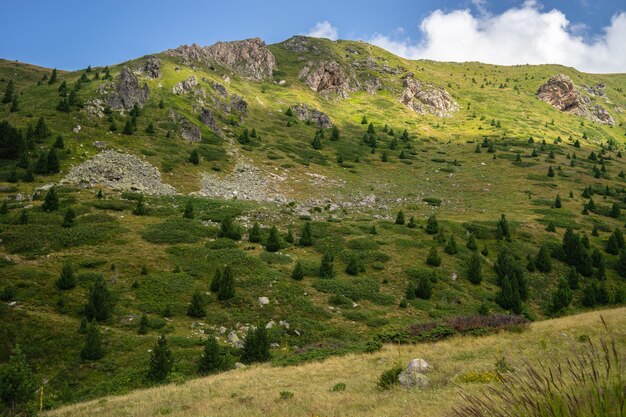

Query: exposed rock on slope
199;107;222;136
62;150;175;195
401;74;459;117
166;38;275;81
169;110;202;142
173;76;199;95
291;104;332;128
299;61;353;98
536;74;614;125
141;56;161;79
198;162;286;203
105;67;150;110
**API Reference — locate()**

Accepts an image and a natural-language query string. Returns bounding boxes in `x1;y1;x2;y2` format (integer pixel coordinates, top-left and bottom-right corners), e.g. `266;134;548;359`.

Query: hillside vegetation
0;35;625;414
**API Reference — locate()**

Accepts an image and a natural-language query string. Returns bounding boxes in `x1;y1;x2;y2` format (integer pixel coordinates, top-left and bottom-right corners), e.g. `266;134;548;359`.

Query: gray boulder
106;67;149;110
299;61;352;98
291;104;332;128
401;74;458;117
142;56;161;79
229;95;248;116
173;76;199;95
397;358;430;388
199;107;222;136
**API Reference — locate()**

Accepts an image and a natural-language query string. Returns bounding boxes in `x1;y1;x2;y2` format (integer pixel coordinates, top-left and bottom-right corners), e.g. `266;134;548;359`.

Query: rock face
300;61;352;98
397;358;430;388
106;67;150;110
141;56;161;79
537;74;614;125
170;111;202;142
62;150;175;195
199;107;221;136
173;76;199;95
229;95;248;116
401;74;458;117
167;38;275;81
291;104;332;128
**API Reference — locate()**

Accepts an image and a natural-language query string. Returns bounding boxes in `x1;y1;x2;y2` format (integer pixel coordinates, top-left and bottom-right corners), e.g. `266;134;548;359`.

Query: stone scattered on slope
211;81;228;98
199;107;222;136
173;76;199;95
170;110;202;142
536;74;614;125
105;67;150;110
401;74;459;117
62;150;176;195
167;38;275;81
291;104;332;128
141;56;161;79
398;358;430;388
299;61;353;98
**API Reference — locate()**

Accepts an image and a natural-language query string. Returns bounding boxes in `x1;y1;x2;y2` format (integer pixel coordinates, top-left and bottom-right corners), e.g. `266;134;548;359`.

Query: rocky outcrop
398;358;430;389
536;74;614;125
62;150;175;195
166;38;275;81
401;74;458;117
105;67;150;110
211;81;228;98
229;95;248;116
82;99;105;118
299;61;352;98
170;110;202;142
141;56;161;79
199;107;221;136
291;104;332;128
172;76;199;95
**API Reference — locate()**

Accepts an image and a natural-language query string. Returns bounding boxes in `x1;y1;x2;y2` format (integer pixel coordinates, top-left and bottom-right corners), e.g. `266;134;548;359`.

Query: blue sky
2;0;625;72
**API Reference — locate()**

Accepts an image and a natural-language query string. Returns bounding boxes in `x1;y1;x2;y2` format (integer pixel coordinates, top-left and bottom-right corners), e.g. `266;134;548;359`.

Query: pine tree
566;267;579;290
534;245;552;272
285;107;294;117
466;234;478;250
547;166;555;177
198;336;227;374
79;316;89;334
56;261;76;290
62;207;75;228
444;235;458;255
138;313;149;334
265;226;281;252
53;135;64;149
9;95;18;112
122;120;134;135
415;274;432;299
554;194;562;208
319;253;335;278
187;292;206;318
0;201;8;215
407;216;417;228
467;252;482;284
550;278;572;315
241;326;270;364
610;202;621;218
145;122;155;134
84;275;113;321
81;321;104;360
425;214;439;234
395;210;405;225
46;147;60;173
210;268;223;293
248;222;262;243
311;133;322;150
188;149;200;165
361;115;368;124
2;80;14;104
367;122;375;134
182;200;194;219
405;280;417;300
18;210;28;225
57;80;67;96
0;344;36;411
132;194;146;215
218;216;242;240
217;267;235;300
291;261;304;281
331;126;340;141
299;222;313;246
148;334;174;382
284;226;294;244
496;274;522;314
426;246;441;266
48;68;58;84
42;186;59;212
345;253;362;276
617;249;626;278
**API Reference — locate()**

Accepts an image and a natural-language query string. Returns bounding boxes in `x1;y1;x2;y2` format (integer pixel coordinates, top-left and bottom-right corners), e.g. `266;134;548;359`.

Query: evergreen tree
84;275;113;321
138;313;149;334
210;267;223;293
361;115;368;124
62;207;75;228
581;283;597;307
42;186;59;212
148;335;174;382
466;234;478;250
145;122;155;134
547;166;555;177
2;80;14;104
182;200;194;219
425;214;439;234
18;210;28;225
187;292;206;318
240;326;271;364
122;120;134;135
554;194;562;208
367;122;375;134
395;210;405;225
218;216;242;240
248;222;262;243
0;200;8;215
311;133;322;150
566;267;579;290
496;274;522;314
132;194;146;215
407;216;417;228
610;202;621;218
405;280;417;300
47;147;60;173
494;248;527;300
299;222;313;246
284;226;294;244
9;95;18;112
79;316;89;334
0;344;36;412
217;267;235;300
198;336;228;374
319;253;335;278
444;235;458;255
550;278;572;315
618;249;626;278
331;126;340;141
285;107;294;117
81;321;104;360
467;252;482;284
53;135;64;149
495;214;511;241
291;261;304;281
265;226;281;252
426;246;441;266
415;274;432;299
57;80;67;96
345;253;362;276
188;149;200;165
535;245;552;272
56;261;76;290
48;68;58;84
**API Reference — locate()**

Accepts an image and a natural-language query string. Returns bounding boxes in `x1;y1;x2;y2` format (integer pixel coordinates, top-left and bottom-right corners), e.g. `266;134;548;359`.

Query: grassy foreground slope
48;307;625;417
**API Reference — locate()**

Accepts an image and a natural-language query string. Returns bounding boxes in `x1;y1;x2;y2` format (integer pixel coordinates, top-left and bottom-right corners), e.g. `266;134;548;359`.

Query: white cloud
305;21;339;40
366;4;626;73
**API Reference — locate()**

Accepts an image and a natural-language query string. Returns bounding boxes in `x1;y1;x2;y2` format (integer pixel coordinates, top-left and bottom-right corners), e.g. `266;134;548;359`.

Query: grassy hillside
0;36;625;413
47;307;626;417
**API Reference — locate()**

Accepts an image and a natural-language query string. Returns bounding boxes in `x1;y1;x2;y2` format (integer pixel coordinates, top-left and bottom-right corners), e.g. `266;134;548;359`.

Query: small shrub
377;363;403;390
331;382;346;392
279;391;294;400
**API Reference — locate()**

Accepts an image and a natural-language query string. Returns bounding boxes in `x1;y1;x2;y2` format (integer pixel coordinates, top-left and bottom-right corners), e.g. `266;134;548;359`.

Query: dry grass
48;307;625;417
